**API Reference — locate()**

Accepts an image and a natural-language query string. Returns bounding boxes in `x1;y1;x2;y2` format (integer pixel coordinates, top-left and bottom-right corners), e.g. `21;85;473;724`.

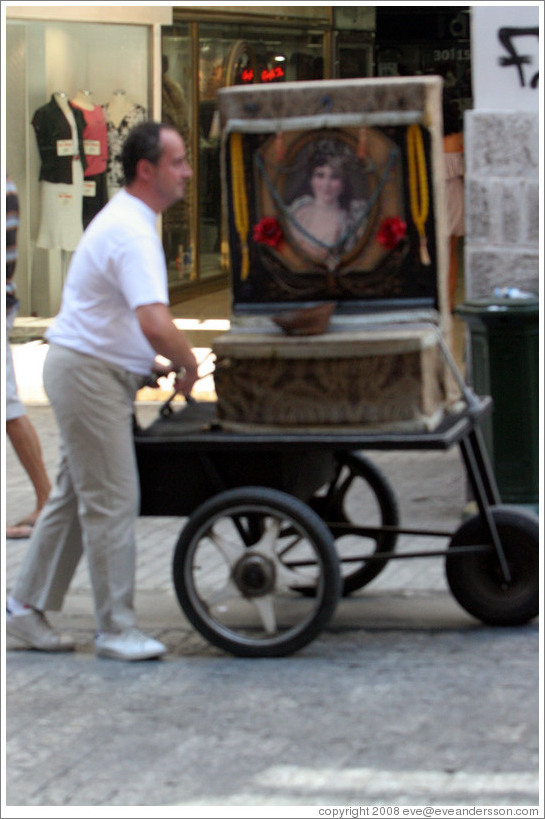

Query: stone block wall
464;110;539;299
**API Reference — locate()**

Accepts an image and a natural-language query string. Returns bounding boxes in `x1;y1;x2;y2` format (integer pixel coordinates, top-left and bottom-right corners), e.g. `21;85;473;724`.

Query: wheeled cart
146;74;538;657
134;383;539;658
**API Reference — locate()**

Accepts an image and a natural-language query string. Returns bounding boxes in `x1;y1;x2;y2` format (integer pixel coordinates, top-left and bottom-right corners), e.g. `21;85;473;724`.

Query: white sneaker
95;628;167;661
6;610;75;652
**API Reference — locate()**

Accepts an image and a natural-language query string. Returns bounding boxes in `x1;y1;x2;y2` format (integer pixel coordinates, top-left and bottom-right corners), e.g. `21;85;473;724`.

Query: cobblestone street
4;402;540;811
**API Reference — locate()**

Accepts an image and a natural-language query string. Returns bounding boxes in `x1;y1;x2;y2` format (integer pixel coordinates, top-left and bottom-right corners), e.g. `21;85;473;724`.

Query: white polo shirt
46;189;169;374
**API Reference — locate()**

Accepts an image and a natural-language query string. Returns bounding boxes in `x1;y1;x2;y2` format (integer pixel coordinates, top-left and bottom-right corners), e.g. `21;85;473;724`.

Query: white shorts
5;305;25;421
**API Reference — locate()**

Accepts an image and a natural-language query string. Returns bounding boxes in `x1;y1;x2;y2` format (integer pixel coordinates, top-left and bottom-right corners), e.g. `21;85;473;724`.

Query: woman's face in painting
310;161;344;207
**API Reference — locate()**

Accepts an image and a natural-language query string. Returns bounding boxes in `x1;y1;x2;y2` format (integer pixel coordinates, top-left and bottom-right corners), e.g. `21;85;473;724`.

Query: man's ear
136;157;155;182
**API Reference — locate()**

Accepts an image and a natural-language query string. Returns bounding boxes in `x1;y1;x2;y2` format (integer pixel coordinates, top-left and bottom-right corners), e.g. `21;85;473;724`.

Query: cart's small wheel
309;452;400;595
172;487;342;657
445;506;539;626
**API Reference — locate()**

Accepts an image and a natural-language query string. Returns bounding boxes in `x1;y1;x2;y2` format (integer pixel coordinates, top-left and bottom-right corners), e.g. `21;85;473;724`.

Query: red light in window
261;66;285;83
241;68;254;83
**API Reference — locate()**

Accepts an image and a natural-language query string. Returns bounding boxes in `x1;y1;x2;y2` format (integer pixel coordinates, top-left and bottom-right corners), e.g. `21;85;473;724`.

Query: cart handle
142;350;215;418
160;390;195;417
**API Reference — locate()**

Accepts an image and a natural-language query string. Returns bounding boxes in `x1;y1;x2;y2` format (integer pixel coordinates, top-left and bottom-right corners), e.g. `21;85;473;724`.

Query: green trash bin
456;295;539;511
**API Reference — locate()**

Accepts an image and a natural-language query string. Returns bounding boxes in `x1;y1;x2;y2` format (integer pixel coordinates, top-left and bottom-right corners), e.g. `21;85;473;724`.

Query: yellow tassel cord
407;124;431;266
230;132;250;280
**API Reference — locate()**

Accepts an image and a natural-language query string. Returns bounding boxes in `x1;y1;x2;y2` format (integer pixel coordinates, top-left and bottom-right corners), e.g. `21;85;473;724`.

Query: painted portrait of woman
284;138;370;267
245;124;410;305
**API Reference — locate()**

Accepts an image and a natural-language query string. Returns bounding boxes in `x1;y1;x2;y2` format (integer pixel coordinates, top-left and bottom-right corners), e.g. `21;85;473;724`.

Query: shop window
6;18;151;317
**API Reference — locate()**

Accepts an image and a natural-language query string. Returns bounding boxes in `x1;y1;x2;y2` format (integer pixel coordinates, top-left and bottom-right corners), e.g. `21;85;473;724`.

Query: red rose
253;216;283;248
376;217;407;250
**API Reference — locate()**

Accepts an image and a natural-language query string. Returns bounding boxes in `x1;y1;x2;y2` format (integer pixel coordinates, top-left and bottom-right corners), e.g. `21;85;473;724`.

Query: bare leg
448;235;460;311
6;414;51;527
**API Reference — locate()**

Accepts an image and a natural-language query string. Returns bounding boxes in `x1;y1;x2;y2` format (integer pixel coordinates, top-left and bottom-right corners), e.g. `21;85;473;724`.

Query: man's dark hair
122;121;174;185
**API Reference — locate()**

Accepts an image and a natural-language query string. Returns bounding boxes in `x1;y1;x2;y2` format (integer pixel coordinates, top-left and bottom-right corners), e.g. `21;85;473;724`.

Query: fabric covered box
213;324;448;431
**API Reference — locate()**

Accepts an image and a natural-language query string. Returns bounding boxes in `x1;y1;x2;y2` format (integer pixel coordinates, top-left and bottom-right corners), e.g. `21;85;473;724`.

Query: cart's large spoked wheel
309;452;400;595
445;506;539;626
172;487;342;657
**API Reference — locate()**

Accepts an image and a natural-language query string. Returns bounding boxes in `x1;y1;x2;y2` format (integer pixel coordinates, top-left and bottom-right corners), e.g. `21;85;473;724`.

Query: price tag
57;193;73;207
83;181;96;197
84;140;100;156
56;139;75;156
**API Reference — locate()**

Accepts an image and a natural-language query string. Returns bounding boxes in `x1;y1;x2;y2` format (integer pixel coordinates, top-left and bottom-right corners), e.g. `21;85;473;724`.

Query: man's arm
136;302;198;394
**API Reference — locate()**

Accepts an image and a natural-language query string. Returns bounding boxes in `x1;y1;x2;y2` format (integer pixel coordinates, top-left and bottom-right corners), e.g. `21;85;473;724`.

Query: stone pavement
3;314;541;812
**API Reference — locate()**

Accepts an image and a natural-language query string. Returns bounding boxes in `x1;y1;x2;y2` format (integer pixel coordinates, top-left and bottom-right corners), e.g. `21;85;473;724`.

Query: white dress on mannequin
35;93;84;250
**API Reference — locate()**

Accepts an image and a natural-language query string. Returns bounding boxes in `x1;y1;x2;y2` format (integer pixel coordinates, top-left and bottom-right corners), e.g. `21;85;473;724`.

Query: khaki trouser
13;343;146;633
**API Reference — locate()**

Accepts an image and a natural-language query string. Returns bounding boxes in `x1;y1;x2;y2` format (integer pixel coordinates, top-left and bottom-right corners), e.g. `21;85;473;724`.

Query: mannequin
104;89;134;128
71;89;108;227
71;88;94;111
32;91;86;250
102;89;146;198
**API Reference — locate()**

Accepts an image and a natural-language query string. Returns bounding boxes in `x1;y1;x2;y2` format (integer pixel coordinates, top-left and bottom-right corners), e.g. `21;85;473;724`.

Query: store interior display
31;87;149;243
7;17;151;316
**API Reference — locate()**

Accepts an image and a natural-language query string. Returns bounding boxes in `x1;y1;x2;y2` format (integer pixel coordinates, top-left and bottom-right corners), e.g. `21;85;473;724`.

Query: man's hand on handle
172;363;198;396
137;302;199;397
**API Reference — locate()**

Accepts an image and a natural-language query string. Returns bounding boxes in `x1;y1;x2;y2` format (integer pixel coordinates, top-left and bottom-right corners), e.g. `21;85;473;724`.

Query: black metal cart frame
133;324;539;657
